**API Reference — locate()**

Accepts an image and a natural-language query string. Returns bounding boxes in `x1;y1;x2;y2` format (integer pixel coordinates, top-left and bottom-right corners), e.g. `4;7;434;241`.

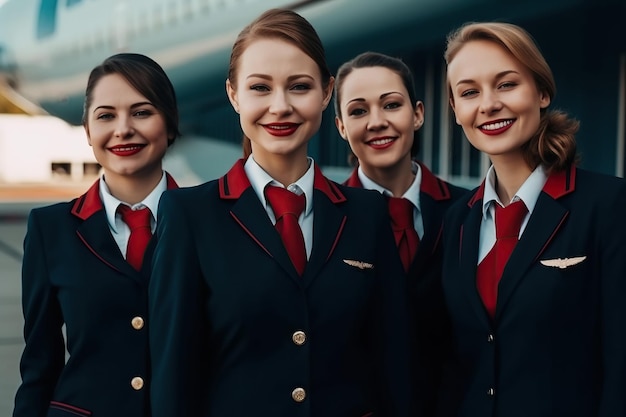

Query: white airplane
0;0;430;129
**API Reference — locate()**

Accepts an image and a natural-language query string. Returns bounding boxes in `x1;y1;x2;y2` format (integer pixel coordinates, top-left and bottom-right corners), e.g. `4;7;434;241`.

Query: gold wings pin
343;259;374;270
540;256;586;269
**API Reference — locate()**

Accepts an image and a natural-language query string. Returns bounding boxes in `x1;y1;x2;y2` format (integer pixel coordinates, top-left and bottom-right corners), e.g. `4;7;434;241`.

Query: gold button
487;388;495;396
131;377;144;390
292;331;306;346
131;316;145;330
487;334;494;343
291;387;306;402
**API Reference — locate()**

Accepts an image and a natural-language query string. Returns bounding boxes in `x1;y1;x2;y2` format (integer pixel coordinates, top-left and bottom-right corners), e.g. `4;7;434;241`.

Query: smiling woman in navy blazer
13;53;180;417
333;51;468;415
148;9;413;417
438;22;626;417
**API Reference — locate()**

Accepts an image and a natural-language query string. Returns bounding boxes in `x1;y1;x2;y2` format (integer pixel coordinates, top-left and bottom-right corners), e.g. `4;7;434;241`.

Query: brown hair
334;51;421;160
83;53;180;145
227;8;332;158
445;22;579;172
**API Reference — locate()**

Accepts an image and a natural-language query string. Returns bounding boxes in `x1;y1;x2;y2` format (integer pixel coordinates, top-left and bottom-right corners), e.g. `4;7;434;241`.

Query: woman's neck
491;155;533;205
104;169;163;205
361;156;415;197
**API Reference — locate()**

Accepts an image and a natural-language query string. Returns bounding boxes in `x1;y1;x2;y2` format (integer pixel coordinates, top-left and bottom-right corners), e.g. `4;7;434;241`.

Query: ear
335;116;348;141
449;97;461;125
226;78;239;113
413;100;425;130
321;76;335;110
84;125;92;146
539;90;551;109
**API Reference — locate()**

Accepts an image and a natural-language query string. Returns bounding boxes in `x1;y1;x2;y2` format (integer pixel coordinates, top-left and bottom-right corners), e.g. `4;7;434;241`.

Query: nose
479;90;503;114
269;90;293;115
114;116;135;138
366;108;388;130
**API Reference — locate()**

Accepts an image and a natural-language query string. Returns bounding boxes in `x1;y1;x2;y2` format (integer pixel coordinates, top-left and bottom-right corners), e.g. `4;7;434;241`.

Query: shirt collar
100;172;167;233
357;160;422;211
482;164;548;220
244;155;315;216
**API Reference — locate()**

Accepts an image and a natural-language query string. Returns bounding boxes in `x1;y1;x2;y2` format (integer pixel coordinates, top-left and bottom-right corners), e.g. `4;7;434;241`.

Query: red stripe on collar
71;172;178;220
418;161;451;201
542;165;576;199
220;158;346;203
467;165;576;208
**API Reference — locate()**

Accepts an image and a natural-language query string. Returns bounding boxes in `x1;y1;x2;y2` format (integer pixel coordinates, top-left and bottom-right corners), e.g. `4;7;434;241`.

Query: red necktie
118;205;153;271
388;197;420;273
477;200;527;317
264;186;307;276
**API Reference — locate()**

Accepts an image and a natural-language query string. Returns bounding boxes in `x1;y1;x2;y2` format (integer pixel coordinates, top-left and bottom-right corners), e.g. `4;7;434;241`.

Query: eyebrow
454;70;520;86
246;73;315;81
92;101;154;113
347;91;404;105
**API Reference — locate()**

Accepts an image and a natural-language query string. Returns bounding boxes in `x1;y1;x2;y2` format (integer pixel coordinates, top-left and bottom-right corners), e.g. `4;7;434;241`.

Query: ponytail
523;110;579;173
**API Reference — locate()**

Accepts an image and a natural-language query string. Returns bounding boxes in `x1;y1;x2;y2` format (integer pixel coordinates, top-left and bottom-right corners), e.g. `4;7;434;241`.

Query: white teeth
369;138;393;146
269;125;291;130
481;120;513;131
114;146;141;151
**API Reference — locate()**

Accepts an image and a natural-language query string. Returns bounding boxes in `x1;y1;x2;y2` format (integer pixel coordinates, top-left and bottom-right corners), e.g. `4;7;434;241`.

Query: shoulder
28;200;76;222
160;180;220;204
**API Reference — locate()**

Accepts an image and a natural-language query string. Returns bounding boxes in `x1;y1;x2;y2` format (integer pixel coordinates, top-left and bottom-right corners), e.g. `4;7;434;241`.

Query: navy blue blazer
344;162;468;415
13;174;178;417
438;166;626;417
149;159;414;417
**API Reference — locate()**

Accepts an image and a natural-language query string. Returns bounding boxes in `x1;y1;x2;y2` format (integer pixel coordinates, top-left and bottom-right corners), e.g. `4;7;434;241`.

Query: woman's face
226;38;333;167
85;73;168;183
335;66;423;173
447;39;550;161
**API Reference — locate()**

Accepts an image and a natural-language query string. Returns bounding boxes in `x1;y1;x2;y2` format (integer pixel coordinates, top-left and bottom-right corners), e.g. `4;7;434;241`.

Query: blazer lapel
72;181;139;279
495;166;575;318
221;159;305;282
460;193;491;326
410;162;454;270
305;189;346;286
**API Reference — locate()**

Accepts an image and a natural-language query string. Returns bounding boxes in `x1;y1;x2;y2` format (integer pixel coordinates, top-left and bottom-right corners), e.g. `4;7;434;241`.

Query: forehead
340;66;407;101
90;73;146;106
236;38;320;79
447;39;527;83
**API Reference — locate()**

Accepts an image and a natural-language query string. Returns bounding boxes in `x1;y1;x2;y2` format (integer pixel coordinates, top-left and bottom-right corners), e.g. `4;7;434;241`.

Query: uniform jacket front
13;174;178;417
438;166;626;417
149;159;414;417
344;162;468;415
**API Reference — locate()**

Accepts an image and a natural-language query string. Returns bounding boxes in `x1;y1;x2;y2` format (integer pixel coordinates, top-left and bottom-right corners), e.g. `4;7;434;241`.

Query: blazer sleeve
149;190;208;417
13;210;65;417
599;180;626;416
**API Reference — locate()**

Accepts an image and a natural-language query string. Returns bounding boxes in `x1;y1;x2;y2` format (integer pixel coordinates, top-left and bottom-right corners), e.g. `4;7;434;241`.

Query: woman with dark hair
334;51;467;415
148;9;413;417
13;53;179;417
439;21;626;417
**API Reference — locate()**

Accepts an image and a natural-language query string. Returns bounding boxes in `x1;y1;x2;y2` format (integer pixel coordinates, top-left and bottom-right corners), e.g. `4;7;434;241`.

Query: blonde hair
445;22;579;172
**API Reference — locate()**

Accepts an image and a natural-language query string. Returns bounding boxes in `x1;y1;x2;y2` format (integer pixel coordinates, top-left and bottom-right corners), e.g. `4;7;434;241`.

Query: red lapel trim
71;180;103;220
467;180;486;208
418;161;451;201
541;165;576;199
343;168;363;188
165;172;179;190
467;164;576;208
312;163;347;203
72;173;179;220
220;158;347;203
219;159;252;199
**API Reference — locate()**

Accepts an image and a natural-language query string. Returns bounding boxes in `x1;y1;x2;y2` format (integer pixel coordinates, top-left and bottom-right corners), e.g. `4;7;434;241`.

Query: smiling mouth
108;144;146;156
479;120;514;131
368;138;394;146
